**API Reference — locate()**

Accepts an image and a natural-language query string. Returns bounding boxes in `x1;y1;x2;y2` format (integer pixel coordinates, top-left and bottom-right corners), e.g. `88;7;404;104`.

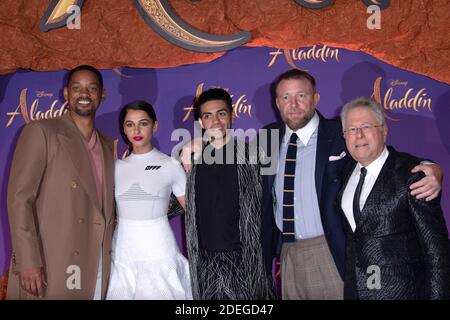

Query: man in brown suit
6;65;115;299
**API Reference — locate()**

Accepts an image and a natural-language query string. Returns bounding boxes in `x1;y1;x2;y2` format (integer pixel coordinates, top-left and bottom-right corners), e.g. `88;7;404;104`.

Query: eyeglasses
343;124;384;135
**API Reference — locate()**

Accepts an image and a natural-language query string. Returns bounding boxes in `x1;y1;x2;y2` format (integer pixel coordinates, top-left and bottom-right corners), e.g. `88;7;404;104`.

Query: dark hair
273;69;317;94
67;65;104;89
118;100;157;145
193;88;233;120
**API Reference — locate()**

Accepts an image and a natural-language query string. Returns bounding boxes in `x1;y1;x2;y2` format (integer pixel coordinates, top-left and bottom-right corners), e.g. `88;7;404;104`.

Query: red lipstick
133;136;143;141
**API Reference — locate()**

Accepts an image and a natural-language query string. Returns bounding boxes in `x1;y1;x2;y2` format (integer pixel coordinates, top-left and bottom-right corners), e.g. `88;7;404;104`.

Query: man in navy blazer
260;69;443;299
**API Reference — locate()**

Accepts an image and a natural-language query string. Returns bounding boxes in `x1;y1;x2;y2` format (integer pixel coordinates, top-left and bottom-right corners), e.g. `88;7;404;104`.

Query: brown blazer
6;112;115;299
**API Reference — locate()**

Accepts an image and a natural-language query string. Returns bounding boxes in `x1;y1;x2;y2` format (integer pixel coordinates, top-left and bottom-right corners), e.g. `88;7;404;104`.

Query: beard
72;106;95;117
69;99;97;117
282;109;314;131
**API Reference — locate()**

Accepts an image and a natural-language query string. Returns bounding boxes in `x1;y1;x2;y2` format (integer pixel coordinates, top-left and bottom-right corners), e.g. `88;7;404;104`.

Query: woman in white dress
106;100;192;300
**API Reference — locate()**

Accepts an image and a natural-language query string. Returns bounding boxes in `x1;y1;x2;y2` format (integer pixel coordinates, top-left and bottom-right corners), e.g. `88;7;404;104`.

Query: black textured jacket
185;140;276;300
338;146;450;300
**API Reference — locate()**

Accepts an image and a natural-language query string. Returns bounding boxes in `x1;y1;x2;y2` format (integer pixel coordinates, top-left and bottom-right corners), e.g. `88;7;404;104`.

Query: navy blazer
337;147;450;300
260;112;349;280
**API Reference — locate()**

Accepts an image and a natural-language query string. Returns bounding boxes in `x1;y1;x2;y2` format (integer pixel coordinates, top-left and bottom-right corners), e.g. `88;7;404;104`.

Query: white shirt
341;147;389;231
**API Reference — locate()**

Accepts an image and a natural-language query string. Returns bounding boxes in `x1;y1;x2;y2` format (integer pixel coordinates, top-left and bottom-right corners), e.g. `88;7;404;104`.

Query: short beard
70;105;95;117
283;112;313;131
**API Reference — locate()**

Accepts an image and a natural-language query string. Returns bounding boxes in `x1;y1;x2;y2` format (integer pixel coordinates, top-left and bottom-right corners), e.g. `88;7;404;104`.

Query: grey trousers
281;235;344;300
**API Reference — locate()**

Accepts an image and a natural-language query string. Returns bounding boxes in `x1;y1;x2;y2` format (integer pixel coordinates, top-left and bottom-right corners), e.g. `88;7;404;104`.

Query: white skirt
106;216;192;300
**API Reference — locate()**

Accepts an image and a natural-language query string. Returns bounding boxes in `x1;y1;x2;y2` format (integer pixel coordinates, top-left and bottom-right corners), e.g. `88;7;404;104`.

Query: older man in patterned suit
338;97;450;299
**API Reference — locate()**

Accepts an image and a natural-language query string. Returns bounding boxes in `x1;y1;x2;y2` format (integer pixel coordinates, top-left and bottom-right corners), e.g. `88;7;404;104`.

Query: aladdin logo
182;83;253;123
5;89;123;161
371;77;432;121
5;88;67;128
268;46;340;69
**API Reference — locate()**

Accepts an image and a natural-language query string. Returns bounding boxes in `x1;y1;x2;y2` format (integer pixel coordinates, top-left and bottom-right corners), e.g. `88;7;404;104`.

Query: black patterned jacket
185;140;276;300
338;146;450;300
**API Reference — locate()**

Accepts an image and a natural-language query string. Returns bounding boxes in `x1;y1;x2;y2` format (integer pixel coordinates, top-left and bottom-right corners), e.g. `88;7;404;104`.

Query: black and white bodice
114;149;186;220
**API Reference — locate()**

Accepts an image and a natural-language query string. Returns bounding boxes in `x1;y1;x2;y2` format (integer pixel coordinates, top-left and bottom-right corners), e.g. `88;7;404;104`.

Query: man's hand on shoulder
180;137;203;172
410;163;443;201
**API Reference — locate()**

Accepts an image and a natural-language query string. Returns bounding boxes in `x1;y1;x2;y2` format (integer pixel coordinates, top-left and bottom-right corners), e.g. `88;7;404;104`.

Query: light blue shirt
274;112;325;239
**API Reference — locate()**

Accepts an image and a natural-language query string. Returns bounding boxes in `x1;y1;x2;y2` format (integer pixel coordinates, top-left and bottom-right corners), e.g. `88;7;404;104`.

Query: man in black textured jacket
338;97;450;300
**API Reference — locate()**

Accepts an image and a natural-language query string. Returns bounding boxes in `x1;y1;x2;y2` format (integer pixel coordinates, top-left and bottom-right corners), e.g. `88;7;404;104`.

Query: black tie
282;133;298;242
353;167;367;226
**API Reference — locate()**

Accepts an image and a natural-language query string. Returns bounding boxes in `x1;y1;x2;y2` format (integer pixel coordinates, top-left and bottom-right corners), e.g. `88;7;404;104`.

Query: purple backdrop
1;46;449;276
